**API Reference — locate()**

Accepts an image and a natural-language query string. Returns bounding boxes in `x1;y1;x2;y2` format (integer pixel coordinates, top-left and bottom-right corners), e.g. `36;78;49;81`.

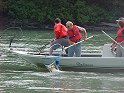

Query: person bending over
49;18;69;55
66;21;87;57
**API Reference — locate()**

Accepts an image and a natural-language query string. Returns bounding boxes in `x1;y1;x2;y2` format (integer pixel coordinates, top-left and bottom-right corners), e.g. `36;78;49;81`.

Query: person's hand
111;44;116;54
83;36;87;41
50;38;55;43
111;47;116;54
68;40;74;45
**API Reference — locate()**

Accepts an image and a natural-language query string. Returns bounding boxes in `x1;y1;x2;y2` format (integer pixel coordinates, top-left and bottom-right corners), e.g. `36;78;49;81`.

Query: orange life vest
115;27;124;42
67;25;82;42
54;23;67;39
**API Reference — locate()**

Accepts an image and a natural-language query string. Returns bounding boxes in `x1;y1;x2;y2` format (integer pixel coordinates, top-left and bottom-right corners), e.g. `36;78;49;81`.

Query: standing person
49;18;69;55
66;21;87;57
111;17;124;57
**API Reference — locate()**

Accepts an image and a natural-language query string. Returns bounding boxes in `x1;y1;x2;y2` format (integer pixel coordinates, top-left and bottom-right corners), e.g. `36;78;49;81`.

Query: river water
1;29;124;93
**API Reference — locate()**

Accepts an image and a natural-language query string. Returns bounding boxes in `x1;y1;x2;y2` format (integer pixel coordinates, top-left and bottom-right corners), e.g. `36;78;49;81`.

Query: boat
9;43;124;72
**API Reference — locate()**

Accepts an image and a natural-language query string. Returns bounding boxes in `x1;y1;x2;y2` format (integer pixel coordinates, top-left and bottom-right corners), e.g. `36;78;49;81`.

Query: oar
102;31;124;50
38;42;50;53
64;36;93;50
9;36;15;48
38;39;57;52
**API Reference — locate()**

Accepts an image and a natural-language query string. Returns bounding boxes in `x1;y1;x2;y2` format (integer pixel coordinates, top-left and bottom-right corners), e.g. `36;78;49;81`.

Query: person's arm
77;26;87;41
111;34;118;53
50;32;59;43
54;25;61;39
54;31;60;39
111;42;117;54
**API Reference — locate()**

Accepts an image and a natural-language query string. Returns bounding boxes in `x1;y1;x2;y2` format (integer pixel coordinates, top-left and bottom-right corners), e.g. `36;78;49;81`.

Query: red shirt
54;23;67;39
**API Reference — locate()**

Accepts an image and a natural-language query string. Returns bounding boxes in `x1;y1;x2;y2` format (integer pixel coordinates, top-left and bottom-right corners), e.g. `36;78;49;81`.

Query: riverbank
0;16;117;32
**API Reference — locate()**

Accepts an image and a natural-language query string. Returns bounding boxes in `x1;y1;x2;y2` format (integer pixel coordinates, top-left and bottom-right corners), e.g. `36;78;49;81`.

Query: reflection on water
1;29;124;93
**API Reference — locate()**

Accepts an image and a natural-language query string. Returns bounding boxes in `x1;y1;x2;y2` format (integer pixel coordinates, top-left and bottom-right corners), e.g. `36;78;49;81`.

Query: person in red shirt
66;21;87;57
111;17;124;57
49;18;69;55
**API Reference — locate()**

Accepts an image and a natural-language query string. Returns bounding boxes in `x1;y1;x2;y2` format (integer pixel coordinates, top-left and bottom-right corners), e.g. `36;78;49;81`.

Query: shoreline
0;25;117;32
0;17;117;31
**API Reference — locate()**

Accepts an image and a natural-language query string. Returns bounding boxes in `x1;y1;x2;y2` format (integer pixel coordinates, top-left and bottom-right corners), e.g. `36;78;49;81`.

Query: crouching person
49;18;69;55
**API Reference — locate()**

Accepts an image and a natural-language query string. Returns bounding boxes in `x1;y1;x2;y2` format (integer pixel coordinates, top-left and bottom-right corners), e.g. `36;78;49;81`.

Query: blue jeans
68;43;81;57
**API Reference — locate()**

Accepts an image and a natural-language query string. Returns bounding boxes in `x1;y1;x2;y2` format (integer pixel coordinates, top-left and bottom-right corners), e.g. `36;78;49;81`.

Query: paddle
64;36;93;50
38;42;50;52
102;31;124;50
9;36;15;48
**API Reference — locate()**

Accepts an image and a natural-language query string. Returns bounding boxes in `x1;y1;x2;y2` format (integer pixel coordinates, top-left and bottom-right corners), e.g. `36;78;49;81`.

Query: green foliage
73;0;113;24
5;0;121;25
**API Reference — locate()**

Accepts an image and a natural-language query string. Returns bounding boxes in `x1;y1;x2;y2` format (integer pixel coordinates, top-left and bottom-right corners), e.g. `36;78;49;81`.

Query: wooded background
1;0;124;27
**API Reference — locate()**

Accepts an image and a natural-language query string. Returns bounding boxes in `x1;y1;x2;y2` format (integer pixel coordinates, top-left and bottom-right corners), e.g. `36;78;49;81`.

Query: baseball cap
116;17;124;22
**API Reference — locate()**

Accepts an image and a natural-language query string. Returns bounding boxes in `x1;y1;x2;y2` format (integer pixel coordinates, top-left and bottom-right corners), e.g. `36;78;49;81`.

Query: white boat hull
12;50;124;71
10;44;124;72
